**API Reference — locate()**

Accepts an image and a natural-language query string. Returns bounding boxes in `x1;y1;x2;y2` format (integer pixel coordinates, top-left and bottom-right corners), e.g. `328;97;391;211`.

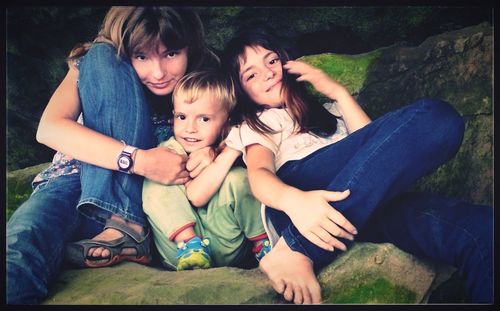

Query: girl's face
131;42;188;96
173;93;228;154
238;45;284;108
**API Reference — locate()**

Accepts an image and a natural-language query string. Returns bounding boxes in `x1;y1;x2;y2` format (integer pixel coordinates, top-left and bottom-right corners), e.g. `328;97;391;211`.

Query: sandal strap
103;218;149;243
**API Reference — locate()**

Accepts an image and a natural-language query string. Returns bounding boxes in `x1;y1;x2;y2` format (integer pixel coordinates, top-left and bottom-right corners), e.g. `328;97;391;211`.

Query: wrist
117;142;138;175
327;87;351;102
131;149;146;176
278;186;302;213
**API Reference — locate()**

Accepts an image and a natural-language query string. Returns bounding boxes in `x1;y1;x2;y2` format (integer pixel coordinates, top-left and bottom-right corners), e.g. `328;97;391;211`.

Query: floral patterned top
32;112;172;189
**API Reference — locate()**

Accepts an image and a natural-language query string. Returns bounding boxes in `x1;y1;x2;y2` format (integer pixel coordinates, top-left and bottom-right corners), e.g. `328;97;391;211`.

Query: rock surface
304;22;492;205
43;243;442;304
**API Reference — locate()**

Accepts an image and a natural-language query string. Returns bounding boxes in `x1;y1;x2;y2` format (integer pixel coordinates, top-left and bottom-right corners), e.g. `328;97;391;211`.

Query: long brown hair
221;26;338;138
68;7;214;73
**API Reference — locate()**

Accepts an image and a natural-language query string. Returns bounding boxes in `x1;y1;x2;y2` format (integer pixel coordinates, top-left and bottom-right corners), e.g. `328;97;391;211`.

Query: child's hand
280;188;357;252
187;146;216;178
283;60;349;100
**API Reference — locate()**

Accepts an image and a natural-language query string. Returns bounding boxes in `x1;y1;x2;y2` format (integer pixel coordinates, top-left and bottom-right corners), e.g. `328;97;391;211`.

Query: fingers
327;208;358;235
188;165;204;178
321;218;354;242
323;189;350;201
304;231;335;252
322;190;358;235
312;226;347;251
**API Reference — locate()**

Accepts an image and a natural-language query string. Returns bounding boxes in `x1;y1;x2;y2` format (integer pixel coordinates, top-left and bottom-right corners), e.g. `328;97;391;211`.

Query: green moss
325;277;417;304
300;49;383;98
6;163;50;221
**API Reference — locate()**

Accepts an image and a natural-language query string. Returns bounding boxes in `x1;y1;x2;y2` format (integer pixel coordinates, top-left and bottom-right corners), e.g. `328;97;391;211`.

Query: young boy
142;71;270;270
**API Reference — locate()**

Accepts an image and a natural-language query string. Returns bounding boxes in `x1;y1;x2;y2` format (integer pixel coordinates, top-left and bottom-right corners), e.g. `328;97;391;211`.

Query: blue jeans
7;43;156;304
268;99;492;302
6;174;102;304
77;43;156;226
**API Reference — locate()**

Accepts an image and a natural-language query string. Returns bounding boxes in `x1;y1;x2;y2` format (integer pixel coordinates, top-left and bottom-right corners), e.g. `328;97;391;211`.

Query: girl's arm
36;65;190;185
185;146;241;207
245;143;358;252
284;60;372;133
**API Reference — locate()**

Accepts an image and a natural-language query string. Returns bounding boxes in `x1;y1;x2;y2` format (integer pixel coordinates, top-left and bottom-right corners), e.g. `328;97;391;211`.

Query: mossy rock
6;162;50;221
43;242;439;304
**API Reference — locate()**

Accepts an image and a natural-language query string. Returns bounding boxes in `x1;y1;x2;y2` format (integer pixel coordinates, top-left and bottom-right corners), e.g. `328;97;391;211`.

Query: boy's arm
185;145;241;207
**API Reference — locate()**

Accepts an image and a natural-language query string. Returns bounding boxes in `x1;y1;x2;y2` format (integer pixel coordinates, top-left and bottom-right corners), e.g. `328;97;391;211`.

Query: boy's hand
187;146;216;178
283;60;350;100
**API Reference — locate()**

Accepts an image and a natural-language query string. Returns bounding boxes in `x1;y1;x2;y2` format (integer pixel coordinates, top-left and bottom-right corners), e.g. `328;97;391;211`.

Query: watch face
118;155;132;170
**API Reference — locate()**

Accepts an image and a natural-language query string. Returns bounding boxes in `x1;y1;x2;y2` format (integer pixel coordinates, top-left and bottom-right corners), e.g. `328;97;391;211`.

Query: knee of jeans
79;43;137;86
419;98;465;153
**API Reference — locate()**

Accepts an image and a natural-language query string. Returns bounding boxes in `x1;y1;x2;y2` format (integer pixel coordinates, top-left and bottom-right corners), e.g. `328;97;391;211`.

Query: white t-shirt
225;102;349;170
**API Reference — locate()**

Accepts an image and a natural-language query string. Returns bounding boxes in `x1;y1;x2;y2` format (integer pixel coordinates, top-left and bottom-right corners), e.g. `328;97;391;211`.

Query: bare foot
87;214;143;259
259;236;321;304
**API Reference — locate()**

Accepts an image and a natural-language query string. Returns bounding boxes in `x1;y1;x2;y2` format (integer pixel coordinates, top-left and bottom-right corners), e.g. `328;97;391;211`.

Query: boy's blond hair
173;70;236;115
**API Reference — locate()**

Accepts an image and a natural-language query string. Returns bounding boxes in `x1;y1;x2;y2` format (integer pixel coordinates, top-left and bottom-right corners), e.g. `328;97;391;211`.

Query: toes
293;286;304;304
271;279;286;294
283;284;294;302
308;281;322;304
87;247;109;258
302;286;312;304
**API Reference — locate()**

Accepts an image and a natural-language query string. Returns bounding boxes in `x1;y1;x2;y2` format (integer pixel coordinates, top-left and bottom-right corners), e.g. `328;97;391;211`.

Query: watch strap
117;141;138;174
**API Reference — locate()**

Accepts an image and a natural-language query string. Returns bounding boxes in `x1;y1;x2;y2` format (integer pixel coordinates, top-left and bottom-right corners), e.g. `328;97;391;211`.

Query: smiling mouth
266;80;281;92
183;137;201;143
149;81;172;88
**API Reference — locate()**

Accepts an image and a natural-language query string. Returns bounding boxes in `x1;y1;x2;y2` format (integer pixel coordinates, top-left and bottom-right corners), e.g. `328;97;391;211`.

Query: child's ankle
252;237;271;261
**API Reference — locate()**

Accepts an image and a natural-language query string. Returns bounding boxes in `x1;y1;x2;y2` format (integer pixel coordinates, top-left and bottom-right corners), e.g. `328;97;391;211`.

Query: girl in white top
222;27;469;304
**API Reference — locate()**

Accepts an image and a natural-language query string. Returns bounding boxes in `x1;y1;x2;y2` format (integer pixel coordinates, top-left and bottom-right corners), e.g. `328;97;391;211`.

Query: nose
264;68;275;81
185;119;197;133
151;59;166;80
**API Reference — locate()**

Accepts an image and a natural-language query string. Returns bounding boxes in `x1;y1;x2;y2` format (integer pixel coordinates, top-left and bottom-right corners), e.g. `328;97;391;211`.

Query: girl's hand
186;146;216;178
134;147;190;185
280;188;357;252
283;60;349;100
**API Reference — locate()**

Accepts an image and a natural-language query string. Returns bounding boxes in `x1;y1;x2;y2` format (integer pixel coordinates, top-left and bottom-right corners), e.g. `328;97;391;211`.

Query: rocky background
6;6;492;171
6;6;492;304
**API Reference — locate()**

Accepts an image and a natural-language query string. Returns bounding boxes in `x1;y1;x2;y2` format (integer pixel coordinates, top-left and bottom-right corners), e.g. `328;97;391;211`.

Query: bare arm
284;60;372;133
245;143;357;251
36;64;189;185
185;146;241;207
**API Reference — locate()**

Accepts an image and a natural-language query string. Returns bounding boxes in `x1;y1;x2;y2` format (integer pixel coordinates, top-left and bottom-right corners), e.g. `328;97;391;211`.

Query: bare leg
259;236;321;304
87;214;144;258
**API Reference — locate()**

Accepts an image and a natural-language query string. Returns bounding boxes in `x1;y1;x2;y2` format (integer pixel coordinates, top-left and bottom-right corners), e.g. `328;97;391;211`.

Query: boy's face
173;93;228;153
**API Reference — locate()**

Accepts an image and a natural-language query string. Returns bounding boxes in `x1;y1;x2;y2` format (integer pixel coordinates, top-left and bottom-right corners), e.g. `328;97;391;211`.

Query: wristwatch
117;143;138;174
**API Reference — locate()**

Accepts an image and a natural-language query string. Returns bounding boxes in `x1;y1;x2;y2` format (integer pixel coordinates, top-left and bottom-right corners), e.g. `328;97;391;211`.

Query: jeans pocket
31;179;51;195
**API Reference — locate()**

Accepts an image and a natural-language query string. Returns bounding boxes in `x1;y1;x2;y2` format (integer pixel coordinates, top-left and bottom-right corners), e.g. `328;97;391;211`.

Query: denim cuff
282;225;311;259
283;224;340;269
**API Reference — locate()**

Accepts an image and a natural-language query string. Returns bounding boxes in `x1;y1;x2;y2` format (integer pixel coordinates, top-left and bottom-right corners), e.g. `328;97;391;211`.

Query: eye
246;73;255;82
200;116;210;122
134;53;147;61
175;114;186;120
269;58;280;65
166;50;179;58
